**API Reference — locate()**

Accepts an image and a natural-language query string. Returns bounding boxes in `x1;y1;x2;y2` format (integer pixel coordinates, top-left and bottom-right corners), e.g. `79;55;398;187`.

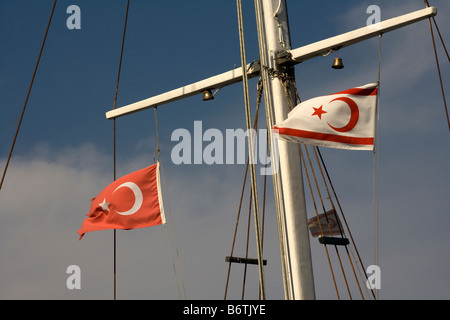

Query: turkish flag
77;163;166;239
274;83;378;150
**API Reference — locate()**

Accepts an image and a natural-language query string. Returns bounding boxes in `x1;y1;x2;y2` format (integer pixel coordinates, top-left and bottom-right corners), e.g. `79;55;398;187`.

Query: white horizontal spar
105;6;436;120
105;61;261;119
283;6;437;64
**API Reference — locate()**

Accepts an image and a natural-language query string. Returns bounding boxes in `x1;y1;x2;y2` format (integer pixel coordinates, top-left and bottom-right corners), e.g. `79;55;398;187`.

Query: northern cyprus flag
274;83;378;150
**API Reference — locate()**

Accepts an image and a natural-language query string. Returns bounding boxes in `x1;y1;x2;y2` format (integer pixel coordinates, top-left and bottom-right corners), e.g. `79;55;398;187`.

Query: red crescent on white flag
327;97;359;133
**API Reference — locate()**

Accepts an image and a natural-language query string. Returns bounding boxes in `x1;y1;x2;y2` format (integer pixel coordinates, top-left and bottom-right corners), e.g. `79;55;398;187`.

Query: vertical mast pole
257;0;315;300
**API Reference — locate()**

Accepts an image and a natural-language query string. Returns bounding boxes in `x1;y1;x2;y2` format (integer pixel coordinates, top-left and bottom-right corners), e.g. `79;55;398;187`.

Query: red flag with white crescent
77;162;166;239
274;83;378;150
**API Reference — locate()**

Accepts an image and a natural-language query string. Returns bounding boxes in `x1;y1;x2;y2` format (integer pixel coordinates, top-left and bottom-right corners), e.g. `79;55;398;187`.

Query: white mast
255;0;315;300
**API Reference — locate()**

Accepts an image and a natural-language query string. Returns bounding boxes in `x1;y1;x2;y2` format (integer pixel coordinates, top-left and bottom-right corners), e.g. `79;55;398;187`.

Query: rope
224;86;263;300
224;157;250;300
0;0;57;191
430;19;450;62
258;129;268;300
111;0;130;301
154;107;187;300
161;165;186;299
306;145;353;299
163;214;181;299
299;145;340;299
372;35;382;300
315;146;367;298
236;0;266;299
427;11;450;132
316;148;377;300
423;1;450;61
113;0;131;179
242;88;269;300
312;146;367;299
241;188;253;299
153;107;161;161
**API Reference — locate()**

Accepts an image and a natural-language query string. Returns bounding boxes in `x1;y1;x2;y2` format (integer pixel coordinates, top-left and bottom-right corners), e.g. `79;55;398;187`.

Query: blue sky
0;0;449;300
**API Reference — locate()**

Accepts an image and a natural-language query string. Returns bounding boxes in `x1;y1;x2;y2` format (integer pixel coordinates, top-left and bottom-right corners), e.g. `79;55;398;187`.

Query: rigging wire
373;34;383;300
0;0;57;192
316;148;377;300
154;107;187;300
317;145;371;299
428;20;450;132
153;108;181;298
224;156;250;300
312;146;366;300
224;86;264;300
244;91;270;300
310;147;351;299
298;145;340;299
241;186;253;299
258;129;269;300
423;0;450;132
236;0;266;299
305;144;354;300
424;1;450;62
112;0;130;300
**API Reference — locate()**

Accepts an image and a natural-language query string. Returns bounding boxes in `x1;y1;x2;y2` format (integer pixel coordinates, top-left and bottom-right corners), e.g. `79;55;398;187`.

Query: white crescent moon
112;182;143;216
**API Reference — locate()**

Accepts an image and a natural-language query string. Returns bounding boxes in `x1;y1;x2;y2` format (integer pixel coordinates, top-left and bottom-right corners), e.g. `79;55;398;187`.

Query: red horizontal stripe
274;126;374;146
331;87;378;96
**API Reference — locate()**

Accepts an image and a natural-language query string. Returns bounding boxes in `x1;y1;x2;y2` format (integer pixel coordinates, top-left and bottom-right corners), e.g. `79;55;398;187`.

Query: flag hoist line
111;1;185;300
373;34;382;300
154;107;187;300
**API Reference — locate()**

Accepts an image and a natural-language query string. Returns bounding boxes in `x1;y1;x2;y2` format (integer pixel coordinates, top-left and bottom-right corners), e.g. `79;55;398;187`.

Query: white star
99;199;110;212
